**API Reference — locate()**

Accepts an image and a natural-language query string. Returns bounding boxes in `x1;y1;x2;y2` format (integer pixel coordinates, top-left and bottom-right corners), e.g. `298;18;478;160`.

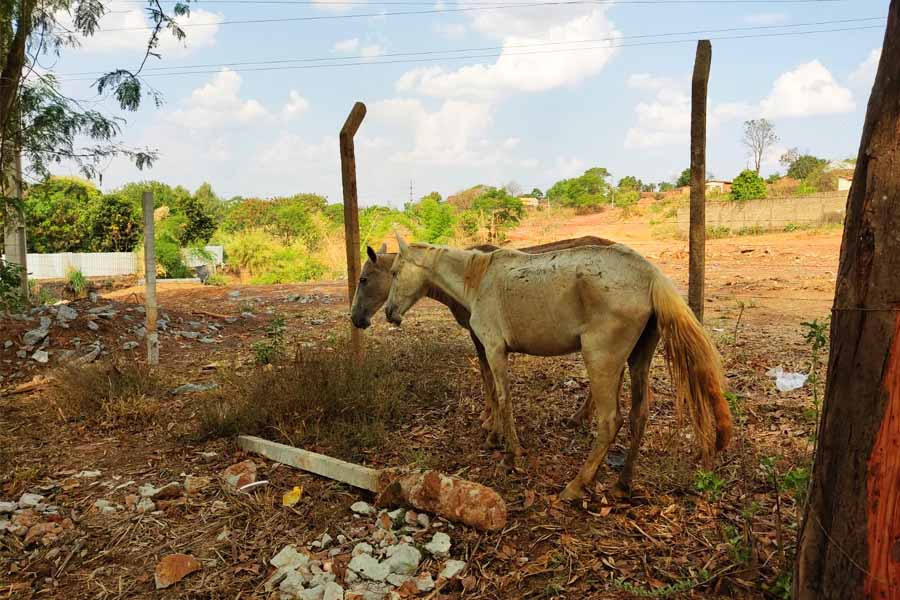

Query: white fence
4;246;224;280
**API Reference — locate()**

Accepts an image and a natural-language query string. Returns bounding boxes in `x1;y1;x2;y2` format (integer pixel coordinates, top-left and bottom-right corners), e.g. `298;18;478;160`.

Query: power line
58;16;883;77
107;0;851;5
91;0;854;32
56;24;883;82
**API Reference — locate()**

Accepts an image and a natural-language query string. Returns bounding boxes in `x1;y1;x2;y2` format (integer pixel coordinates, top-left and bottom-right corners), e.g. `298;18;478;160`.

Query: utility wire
57;16;884;77
107;0;851;5
91;0;855;31
56;24;883;82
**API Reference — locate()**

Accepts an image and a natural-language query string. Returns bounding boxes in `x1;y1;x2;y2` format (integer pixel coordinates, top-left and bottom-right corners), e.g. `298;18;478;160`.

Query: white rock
76;470;101;478
423;532;451;558
136;498;155;513
322;582;344;600
320;533;333;548
279;570;307;597
87;320;100;331
440;560;466;580
18;493;45;509
348;554;389;582
352;542;374;557
138;484;157;498
31;350;49;364
384;544;421;575
56;305;78;321
272;545;311;571
386;573;410;587
336;534;347;545
122;341;138;351
0;501;17;513
416;513;430;528
299;585;326;600
350;501;373;515
415;573;435;592
93;499;119;514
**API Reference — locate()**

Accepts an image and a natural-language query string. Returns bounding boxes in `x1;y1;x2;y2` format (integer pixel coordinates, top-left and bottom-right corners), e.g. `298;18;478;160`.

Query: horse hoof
610;482;632;500
483;432;503;450
501;452;521;470
559;481;586;502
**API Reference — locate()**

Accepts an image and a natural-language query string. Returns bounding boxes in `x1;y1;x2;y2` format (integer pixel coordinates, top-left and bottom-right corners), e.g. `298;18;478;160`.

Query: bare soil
1;218;840;599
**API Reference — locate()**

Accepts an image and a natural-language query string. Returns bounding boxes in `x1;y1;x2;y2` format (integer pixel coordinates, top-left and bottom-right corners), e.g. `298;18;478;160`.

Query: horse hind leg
613;320;660;498
560;339;630;501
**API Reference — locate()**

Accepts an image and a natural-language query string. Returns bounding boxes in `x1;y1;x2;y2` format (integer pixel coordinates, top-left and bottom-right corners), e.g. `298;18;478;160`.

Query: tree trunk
794;4;900;598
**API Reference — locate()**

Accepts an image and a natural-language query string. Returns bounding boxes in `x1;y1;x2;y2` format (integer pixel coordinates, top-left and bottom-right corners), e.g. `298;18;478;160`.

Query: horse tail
650;271;732;461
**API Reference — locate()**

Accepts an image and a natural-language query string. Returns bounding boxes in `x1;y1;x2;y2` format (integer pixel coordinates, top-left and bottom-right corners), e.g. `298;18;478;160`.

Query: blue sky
48;0;887;206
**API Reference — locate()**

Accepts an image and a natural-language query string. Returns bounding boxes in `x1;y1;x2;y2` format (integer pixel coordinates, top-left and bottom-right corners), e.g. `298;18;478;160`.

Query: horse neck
421;248;473;311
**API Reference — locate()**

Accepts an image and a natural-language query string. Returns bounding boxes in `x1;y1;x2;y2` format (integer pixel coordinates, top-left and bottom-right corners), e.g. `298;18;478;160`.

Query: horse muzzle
350;313;371;329
385;306;403;326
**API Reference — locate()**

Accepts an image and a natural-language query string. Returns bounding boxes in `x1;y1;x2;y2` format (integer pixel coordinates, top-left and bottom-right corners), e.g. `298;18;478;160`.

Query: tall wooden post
142;191;159;366
794;4;900;597
3;149;28;296
340;102;366;358
688;40;711;322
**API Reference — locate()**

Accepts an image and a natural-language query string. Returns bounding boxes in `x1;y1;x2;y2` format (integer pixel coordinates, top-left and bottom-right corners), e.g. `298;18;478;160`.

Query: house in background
519;196;543;209
705;180;732;194
837;175;853;191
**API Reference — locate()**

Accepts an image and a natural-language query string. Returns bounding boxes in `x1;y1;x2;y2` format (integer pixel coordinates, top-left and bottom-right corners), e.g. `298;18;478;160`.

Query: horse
350;236;616;447
384;234;732;500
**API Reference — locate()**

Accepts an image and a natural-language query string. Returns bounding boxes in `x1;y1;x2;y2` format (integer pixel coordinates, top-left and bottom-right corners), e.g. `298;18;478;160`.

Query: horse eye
359;277;367;285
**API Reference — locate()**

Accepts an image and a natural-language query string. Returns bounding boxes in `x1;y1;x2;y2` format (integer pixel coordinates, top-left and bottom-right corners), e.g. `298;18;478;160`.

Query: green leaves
730;169;768;201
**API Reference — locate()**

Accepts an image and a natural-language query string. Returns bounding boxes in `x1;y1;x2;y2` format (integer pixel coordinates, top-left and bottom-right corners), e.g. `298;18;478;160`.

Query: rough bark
688;40;711;322
794;4;900;597
340;102;366;357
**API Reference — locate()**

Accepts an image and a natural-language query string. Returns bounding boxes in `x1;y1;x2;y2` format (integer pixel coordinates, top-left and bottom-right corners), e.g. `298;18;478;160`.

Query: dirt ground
0;218;840;599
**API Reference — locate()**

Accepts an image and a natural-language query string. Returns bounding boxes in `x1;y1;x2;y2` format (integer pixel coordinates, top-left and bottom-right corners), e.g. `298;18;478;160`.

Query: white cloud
282;91;310;119
743;12;788;26
624;60;854;148
850;48;881;86
360;44;385;59
255;134;336;172
435;23;467;39
759;60;854;118
332;38;360;53
397;5;621;98
64;7;221;55
372;98;519;166
168;69;268;130
312;0;359;13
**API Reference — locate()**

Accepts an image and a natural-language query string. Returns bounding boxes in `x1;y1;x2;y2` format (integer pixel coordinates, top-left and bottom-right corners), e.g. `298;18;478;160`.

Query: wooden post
142;191;159;366
340;102;366;358
688;40;711;322
794;3;900;597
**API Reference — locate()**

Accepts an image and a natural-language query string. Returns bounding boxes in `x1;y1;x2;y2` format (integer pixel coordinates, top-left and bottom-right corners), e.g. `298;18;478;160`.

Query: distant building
838;175;853;191
705;180;732;194
519;196;542;209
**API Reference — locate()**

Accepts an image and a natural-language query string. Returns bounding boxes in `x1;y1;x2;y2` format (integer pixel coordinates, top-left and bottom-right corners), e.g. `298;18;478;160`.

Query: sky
46;0;888;207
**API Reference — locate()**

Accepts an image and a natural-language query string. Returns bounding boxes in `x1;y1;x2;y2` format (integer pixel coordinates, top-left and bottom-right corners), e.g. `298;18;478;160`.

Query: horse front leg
471;331;502;449
483;344;521;467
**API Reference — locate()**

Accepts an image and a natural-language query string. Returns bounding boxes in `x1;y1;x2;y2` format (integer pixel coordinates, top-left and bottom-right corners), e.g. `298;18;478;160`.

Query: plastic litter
766;365;808;392
282;485;303;507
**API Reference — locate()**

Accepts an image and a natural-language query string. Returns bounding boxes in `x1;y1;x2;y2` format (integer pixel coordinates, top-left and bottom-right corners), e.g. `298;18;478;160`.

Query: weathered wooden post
340;102;366;358
795;3;900;596
142;191;159;365
689;40;711;322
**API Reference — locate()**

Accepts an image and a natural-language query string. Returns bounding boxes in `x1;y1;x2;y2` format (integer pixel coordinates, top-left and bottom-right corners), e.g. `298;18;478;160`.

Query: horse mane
464;251;494;293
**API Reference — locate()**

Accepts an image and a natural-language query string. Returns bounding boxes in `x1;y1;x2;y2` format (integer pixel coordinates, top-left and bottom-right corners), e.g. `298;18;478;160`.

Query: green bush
0;261;26;312
731;170;767;201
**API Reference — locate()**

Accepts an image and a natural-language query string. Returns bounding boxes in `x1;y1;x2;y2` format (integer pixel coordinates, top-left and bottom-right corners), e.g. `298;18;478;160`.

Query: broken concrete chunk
31;350;49;364
137;498;155;513
415;572;435;592
56;305;78;321
271;545;310;571
352;542;374;557
322;582;345;600
93;499;120;514
23;325;49;346
184;475;211;495
350;501;373;516
383;544;421;575
154;553;201;589
279;570;307;597
0;501;17;513
348;554;389;582
222;460;257;491
423;532;451;558
440;560;466;580
18;493;45;509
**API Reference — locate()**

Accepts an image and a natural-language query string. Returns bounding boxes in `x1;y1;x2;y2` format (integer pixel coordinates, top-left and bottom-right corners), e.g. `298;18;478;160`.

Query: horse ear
395;232;410;256
378;243;387;254
366;246;378;264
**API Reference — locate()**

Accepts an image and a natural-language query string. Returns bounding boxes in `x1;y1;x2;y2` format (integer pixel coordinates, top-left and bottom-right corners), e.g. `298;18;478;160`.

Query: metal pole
142;191;159;365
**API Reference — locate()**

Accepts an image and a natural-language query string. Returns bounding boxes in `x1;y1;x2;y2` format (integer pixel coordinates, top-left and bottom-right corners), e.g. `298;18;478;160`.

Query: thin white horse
384;235;732;500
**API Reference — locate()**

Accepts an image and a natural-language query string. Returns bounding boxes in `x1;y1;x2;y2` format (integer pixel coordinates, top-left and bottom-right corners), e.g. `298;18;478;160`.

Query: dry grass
198;335;460;461
53;358;162;427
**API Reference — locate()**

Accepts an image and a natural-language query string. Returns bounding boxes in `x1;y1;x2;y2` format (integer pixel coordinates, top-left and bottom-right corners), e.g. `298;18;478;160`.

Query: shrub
66;267;88;298
731;170;767;201
54;358;161;427
0;261;26;312
198;336;457;461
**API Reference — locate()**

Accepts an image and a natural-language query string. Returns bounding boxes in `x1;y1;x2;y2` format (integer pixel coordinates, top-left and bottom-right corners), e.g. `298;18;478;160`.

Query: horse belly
501;275;583;356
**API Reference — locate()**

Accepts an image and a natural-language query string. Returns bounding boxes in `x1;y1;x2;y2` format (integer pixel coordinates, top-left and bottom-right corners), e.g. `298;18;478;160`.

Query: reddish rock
12;509;40;529
124;495;139;509
184;475;211;495
24;522;63;546
152;482;184;500
221;460;257;491
154;553;202;589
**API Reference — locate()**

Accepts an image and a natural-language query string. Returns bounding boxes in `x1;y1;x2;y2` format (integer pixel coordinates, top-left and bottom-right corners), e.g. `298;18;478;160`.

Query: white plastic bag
765;365;808;392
